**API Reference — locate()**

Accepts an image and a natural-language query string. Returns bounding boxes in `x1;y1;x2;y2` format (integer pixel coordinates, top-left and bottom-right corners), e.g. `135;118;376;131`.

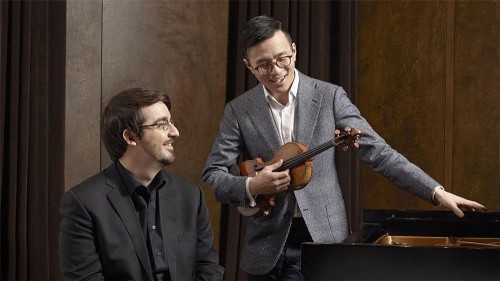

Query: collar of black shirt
115;161;166;196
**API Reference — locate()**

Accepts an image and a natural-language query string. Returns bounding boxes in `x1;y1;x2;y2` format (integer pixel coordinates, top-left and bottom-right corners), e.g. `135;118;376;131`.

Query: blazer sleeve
59;190;104;281
201;102;250;207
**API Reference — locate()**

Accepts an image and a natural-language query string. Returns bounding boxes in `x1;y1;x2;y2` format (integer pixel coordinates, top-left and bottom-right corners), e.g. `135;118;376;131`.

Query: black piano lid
361;209;500;238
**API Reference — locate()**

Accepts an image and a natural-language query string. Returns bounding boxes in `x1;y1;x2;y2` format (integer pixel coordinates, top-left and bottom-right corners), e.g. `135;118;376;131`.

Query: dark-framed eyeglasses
140;119;174;131
252;54;293;75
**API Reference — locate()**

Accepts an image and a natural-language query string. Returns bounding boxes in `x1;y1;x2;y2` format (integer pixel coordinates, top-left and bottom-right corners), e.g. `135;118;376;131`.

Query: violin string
277;140;335;171
273;134;353;172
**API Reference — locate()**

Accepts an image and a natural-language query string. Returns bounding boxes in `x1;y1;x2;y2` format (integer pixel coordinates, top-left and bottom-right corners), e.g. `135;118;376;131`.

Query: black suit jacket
59;162;224;281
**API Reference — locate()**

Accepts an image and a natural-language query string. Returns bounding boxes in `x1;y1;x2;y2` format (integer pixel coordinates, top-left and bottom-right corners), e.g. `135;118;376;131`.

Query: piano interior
375;233;500;248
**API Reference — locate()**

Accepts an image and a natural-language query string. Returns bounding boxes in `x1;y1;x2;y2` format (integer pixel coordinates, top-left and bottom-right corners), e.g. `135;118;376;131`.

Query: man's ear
243;58;253;72
122;129;137;146
291;43;297;61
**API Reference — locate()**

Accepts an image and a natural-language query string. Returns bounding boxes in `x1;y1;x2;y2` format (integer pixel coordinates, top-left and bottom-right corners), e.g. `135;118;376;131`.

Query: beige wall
65;0;229;247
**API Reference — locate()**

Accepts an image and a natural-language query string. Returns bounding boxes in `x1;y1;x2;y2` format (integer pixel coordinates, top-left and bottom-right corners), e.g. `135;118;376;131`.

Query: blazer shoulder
162;171;207;209
298;72;342;93
59;170;112;216
163;171;201;194
68;172;107;195
64;164;118;201
228;84;263;108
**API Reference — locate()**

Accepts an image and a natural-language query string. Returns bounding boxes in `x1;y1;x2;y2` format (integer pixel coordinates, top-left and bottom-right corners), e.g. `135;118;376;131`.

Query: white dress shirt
245;70;300;214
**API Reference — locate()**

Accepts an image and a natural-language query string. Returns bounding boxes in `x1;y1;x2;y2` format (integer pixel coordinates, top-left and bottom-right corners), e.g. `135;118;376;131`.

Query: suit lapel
158;174;178;280
104;166;154;280
295;72;322;147
246;86;282;150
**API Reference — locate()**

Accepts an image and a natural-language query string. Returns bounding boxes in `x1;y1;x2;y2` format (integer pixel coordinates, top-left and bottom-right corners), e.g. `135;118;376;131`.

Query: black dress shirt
117;161;170;281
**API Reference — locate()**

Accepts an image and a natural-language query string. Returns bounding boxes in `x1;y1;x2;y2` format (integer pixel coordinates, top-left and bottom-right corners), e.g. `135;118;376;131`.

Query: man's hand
434;189;487;218
248;159;291;196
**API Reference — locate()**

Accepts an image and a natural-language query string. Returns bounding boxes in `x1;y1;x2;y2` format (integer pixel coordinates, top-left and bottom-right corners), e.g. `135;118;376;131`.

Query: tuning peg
354;142;360;148
342;145;349;152
344;127;351;132
334;129;340;136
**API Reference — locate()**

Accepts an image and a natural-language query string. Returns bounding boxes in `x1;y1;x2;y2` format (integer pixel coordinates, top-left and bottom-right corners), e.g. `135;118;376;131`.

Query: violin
237;127;362;217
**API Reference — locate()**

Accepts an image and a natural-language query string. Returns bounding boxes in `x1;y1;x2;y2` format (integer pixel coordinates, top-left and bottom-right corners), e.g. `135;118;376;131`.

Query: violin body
239;142;313;190
237;142;312;217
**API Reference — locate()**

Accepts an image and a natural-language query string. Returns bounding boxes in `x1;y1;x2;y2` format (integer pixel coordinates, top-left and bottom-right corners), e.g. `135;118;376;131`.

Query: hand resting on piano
434;188;487;218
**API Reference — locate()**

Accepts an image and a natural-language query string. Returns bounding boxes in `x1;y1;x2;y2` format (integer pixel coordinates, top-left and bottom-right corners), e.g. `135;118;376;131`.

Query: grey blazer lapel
246;86;282;150
105;168;154;280
295;73;322;147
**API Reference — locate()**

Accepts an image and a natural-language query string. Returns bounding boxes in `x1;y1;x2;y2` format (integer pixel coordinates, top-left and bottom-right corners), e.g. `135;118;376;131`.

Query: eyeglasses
140;119;174;131
251;54;293;75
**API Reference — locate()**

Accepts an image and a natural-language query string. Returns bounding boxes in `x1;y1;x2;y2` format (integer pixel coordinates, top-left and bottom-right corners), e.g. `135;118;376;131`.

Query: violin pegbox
334;127;362;151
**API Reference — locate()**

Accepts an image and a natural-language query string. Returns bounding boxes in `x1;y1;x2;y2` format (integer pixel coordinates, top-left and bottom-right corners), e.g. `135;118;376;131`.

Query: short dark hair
101;88;172;161
240;15;293;58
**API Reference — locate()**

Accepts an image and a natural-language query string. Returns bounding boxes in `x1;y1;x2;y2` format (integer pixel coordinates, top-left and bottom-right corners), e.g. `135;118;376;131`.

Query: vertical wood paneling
65;0;102;190
357;1;447;210
101;0;229;246
444;1;455;192
453;1;499;210
357;0;499;212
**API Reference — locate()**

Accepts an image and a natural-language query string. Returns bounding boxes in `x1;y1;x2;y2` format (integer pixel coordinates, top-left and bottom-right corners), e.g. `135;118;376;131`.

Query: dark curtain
222;1;359;280
0;0;66;280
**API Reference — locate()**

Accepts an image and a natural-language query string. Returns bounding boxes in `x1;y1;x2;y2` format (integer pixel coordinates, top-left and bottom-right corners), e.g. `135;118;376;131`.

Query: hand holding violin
248;159;291;196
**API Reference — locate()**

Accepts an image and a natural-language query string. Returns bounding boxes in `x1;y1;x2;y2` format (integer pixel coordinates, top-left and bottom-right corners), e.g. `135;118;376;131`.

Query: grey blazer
202;71;440;275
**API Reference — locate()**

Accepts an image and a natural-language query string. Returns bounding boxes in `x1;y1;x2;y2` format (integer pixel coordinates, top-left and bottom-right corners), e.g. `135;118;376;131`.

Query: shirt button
157;251;162;256
152;225;156;230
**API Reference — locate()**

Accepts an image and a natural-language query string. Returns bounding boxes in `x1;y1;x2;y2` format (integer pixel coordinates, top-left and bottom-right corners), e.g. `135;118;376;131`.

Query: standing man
60;88;224;281
202;15;486;281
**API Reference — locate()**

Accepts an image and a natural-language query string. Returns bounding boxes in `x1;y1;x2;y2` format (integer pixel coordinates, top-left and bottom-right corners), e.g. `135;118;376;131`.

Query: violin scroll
335;127;362;151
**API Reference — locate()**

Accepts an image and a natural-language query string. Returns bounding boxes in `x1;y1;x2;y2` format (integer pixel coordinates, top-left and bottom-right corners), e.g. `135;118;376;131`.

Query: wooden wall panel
357;1;447;210
454;1;499;210
101;0;228;246
357;0;499;212
65;0;102;190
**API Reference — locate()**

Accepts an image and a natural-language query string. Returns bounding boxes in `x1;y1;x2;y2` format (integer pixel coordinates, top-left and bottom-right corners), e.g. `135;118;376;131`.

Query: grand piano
301;209;500;281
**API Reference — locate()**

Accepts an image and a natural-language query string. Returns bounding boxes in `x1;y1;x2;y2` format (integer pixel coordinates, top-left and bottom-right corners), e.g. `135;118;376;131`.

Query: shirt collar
116;161;165;195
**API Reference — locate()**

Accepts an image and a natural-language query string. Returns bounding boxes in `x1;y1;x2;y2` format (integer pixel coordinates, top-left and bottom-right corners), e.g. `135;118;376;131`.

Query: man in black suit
59;88;224;281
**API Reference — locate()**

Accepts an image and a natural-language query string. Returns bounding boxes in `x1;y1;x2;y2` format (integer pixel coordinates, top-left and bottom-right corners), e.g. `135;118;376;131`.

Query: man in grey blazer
60;88;224;281
202;15;486;281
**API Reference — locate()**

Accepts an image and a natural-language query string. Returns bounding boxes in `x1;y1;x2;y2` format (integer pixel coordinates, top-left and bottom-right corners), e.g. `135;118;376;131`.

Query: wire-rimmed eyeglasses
140;119;174;131
251;54;293;75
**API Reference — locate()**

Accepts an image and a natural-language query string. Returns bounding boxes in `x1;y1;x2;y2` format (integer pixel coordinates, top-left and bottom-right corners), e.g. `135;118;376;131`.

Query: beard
140;140;175;166
160;155;175;166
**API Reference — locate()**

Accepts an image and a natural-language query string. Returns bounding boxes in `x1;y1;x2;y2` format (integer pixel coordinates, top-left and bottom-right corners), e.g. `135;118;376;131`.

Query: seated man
59;88;224;281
